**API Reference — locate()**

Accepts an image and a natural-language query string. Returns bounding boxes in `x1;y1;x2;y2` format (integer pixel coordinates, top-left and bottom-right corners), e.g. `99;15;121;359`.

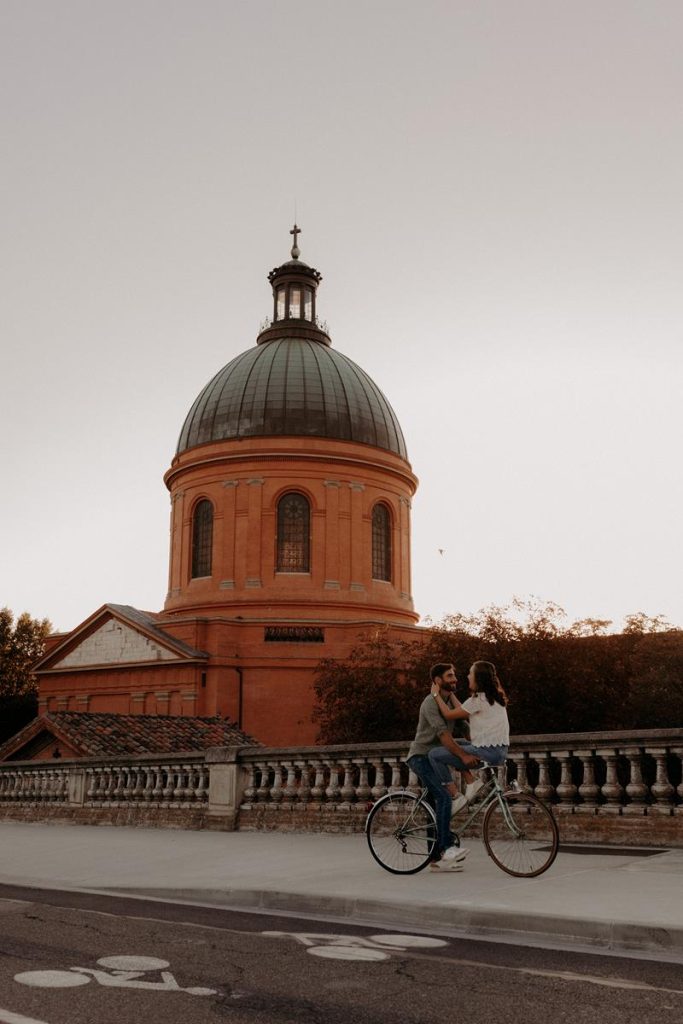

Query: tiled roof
0;713;260;760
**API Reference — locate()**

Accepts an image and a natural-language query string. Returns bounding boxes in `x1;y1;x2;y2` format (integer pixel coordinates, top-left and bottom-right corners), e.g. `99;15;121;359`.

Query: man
406;663;480;870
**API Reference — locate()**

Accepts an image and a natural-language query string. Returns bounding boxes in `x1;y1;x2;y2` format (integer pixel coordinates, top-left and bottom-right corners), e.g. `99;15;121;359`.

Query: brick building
32;230;422;746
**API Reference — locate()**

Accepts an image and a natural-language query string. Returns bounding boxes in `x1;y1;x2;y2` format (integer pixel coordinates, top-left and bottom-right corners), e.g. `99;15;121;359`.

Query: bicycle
365;763;559;878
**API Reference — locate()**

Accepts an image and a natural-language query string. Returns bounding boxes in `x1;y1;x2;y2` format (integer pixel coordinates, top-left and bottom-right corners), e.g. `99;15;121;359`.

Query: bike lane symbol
262;931;448;961
14;955;216;996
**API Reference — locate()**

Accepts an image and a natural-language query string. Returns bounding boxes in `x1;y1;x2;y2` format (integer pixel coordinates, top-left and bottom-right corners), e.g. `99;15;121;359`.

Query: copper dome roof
176;335;408;459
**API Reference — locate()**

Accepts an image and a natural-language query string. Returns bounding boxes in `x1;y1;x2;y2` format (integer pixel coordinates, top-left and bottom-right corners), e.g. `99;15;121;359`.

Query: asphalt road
0;884;681;1024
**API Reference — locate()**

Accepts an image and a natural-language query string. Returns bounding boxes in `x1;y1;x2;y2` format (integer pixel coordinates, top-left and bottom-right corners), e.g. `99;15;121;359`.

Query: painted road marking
12;972;89;989
263;931;448;961
308;946;390;961
0;1008;52;1024
14;955;216;996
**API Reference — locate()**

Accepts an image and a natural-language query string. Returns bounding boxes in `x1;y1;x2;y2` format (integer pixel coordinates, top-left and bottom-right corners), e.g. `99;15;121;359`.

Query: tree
0;608;51;744
312;599;683;742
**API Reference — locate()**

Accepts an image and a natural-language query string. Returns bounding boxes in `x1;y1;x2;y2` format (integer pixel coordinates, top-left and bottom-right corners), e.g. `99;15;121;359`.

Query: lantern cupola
257;224;329;346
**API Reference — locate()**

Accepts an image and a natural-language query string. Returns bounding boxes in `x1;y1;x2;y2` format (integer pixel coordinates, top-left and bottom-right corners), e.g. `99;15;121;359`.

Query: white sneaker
442;845;468;863
465;779;484;802
450;794;467;816
429;859;464;872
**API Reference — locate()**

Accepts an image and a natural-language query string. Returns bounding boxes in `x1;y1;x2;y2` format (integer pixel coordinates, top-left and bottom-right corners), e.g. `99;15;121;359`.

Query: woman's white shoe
465;779;484;802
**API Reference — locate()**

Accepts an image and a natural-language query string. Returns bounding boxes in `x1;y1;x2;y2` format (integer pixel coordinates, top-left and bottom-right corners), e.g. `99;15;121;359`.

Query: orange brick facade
34;237;424;746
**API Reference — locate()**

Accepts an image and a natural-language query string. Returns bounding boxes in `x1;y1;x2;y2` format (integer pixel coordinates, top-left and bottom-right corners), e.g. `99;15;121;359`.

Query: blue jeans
428;744;509;787
406;754;455;861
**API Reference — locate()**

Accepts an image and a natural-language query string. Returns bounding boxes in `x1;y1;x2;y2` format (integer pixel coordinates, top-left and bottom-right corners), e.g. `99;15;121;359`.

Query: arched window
191;499;213;578
277;492;310;573
372;503;392;581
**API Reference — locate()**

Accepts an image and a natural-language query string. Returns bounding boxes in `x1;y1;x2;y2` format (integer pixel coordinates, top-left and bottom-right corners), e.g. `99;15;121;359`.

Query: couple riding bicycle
406;660;509;872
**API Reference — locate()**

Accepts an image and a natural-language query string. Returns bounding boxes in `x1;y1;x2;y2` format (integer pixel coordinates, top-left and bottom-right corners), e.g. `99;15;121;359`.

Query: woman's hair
470;661;508;707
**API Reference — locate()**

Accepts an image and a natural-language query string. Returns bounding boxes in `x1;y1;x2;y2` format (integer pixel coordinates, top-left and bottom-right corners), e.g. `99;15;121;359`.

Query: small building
32;229;422;747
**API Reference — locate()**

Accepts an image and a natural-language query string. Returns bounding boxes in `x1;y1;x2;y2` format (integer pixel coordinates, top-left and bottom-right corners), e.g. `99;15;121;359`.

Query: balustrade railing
0;731;681;840
236;730;683;817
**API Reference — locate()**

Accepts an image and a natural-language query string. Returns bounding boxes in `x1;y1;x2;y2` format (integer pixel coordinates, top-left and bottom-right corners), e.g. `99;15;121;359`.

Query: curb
108;886;683;961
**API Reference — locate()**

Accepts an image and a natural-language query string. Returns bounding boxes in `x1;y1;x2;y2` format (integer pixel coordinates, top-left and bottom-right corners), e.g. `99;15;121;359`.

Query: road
0;884;681;1024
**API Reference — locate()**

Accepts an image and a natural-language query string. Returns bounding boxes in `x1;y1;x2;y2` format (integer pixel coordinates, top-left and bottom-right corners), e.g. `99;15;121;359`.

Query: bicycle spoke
483;792;559;877
366;792;436;875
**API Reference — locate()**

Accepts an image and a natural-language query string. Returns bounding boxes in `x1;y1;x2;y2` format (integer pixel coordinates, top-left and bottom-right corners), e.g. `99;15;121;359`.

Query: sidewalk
1;821;682;960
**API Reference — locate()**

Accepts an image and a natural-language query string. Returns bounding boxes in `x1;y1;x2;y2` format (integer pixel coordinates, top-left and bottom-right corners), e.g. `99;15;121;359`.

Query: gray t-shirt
407;694;456;758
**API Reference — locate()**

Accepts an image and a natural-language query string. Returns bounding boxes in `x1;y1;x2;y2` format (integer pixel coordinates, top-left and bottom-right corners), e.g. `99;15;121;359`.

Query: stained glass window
191;499;213;578
277;492;310;572
372;503;392;581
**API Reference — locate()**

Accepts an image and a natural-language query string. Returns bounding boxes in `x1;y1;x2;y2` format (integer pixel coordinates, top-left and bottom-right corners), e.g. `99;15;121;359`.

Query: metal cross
290;223;301;258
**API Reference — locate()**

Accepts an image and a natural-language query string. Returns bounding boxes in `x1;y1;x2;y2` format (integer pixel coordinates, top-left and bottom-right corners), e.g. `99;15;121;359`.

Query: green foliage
0;608;51;743
312;599;683;743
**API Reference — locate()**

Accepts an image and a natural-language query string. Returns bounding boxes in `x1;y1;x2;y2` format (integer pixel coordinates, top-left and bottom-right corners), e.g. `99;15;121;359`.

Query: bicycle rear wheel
366;791;437;875
483;791;559;877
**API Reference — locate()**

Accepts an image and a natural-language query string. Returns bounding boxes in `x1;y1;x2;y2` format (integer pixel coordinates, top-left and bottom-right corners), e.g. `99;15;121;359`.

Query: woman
428;660;510;814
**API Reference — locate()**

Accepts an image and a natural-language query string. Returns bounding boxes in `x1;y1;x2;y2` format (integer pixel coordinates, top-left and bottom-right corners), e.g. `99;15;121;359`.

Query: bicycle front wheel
366;791;437;875
483;791;559;877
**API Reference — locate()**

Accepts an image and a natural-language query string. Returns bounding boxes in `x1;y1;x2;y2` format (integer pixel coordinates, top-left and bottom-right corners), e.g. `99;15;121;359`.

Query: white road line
0;1008;52;1024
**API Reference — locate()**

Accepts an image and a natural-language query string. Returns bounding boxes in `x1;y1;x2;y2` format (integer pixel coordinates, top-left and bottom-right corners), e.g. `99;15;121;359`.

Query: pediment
52;618;179;668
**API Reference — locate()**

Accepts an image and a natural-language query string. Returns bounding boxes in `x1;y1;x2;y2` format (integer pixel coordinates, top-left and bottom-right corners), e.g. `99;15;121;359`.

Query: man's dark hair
430;663;453;683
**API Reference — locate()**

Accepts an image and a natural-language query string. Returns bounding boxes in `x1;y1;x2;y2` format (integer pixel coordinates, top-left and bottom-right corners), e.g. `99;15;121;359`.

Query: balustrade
0;732;681;840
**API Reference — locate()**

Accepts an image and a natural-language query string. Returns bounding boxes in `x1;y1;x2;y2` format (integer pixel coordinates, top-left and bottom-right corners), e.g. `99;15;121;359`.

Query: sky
1;1;681;634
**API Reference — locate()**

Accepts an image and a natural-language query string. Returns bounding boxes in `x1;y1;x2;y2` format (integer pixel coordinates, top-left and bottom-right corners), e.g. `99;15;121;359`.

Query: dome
176;335;408;459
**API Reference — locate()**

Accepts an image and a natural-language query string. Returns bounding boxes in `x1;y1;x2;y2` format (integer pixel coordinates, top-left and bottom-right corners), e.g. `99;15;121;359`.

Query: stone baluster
12;771;23;801
182;765;195;801
174;766;186;803
37;772;49;801
325;762;342;804
162;766;175;803
41;772;52;801
151;766;164;802
120;767;133;801
534;754;555;802
85;768;97;801
621;747;648;815
269;763;284;804
673;748;683;815
193;766;207;802
649;748;675;814
554;751;577;812
597;749;624;814
310;761;326;803
241;763;257;805
24;773;35;801
370;759;388;801
340;760;356;805
295;761;312;803
142;767;155;801
52;770;65;798
132;767;146;801
508;753;531;793
574;750;600;813
283;762;299;804
388;759;403;793
354;760;372;802
112;768;125;802
104;768;117;803
256;763;271;802
406;767;422;796
180;765;193;802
